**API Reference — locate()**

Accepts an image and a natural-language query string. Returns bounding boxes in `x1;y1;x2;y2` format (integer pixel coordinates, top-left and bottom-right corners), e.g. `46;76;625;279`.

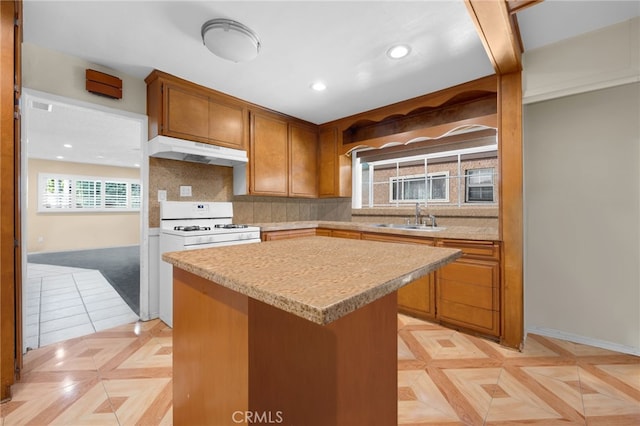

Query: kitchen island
163;236;460;425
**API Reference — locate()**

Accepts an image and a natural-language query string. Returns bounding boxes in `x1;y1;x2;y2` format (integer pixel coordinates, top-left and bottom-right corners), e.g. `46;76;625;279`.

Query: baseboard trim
526;326;640;356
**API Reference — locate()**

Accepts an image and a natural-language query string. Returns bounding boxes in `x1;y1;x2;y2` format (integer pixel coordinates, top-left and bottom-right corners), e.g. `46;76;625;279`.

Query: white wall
523;18;640;354
22;43;146;114
27;159;141;253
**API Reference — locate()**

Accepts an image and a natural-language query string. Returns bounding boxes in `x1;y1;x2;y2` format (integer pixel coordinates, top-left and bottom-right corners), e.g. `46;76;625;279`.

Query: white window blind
465;168;495;202
38;173;141;212
389;172;449;202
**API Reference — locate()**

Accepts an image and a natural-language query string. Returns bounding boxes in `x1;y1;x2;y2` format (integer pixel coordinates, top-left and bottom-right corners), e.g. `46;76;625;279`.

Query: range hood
148;135;248;167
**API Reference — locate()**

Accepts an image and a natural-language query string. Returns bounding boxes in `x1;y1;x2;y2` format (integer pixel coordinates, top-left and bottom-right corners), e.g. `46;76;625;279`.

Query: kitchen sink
373;223;446;232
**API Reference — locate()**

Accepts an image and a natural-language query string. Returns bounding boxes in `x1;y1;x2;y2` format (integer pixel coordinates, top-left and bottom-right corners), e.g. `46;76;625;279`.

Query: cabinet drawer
361;232;434;246
438;260;496;288
262;229;315;241
315;228;332;237
436;239;500;259
437;278;497;310
438;300;499;335
331;230;361;239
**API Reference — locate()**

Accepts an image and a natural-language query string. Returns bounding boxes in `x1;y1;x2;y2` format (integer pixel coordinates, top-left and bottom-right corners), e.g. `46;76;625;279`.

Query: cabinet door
361;232;435;320
262;229;316;241
318;127;337;197
208;99;245;149
289;124;318;197
164;83;209;142
250;112;288;196
398;274;436;320
436;258;500;336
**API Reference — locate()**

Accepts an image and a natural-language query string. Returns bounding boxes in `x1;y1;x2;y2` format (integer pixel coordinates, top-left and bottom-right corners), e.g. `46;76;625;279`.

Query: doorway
20;89;149;352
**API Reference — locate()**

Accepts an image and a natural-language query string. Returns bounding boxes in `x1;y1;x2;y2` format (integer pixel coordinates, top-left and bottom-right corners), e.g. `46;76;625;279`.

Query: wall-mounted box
86;69;122;99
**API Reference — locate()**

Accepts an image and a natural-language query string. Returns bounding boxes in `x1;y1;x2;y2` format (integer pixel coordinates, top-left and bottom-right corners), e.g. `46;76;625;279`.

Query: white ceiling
21;1;640;168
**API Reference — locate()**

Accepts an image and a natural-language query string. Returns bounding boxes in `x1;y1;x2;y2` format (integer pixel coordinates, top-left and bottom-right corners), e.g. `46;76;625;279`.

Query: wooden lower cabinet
262;229;502;338
261;228;316;241
361;232;436;320
397;274;436;321
436;240;501;337
329;229;361;239
315;228;332;237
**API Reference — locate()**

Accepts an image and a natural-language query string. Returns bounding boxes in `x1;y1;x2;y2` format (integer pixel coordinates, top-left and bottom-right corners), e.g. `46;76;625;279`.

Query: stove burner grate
214;224;248;229
174;225;212;232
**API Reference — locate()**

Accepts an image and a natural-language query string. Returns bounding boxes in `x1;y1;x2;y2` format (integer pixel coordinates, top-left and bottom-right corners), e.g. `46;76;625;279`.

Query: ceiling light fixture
387;44;410;59
201;18;261;63
311;81;327;92
63;143;72;148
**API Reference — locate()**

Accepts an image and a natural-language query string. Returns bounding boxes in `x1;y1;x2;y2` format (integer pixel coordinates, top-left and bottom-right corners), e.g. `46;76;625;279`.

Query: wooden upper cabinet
318;127;337;197
289;124;318;197
146;70;247;150
318;126;351;198
250;112;289;196
164;83;209;143
208;99;245;149
250;111;319;198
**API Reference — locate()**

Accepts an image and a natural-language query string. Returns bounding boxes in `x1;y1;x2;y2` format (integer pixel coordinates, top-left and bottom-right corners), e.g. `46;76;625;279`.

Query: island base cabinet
173;268;249;425
173;268;397;426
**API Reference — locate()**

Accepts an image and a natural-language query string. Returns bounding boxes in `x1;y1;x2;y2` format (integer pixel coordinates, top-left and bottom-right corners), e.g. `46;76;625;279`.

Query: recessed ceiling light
56;156;64;160
387;44;410;59
63;144;72;148
96;155;105;159
311;81;326;92
133;163;140;168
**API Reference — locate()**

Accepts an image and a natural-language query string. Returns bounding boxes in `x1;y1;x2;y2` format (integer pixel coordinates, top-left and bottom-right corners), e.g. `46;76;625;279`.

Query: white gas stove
158;201;260;326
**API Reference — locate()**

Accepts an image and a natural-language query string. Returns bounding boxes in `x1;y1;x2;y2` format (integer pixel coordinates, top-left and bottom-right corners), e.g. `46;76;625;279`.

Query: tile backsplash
149;158;352;227
232;196;352;224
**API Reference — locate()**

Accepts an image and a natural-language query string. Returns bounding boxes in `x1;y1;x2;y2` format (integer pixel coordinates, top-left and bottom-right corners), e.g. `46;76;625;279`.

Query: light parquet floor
1;315;638;425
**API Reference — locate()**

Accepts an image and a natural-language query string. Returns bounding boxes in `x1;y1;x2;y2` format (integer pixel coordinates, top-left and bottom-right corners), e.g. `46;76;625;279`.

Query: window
38;173;141;212
75;179;102;208
390;172;449;202
466;168;495;202
352;130;498;208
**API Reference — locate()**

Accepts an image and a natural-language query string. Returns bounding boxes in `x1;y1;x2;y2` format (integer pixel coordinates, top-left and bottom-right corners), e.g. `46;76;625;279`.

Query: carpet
28;246;140;315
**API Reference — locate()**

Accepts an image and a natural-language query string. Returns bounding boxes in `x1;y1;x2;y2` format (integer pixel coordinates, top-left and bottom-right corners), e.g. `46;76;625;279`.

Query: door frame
20;89;150;353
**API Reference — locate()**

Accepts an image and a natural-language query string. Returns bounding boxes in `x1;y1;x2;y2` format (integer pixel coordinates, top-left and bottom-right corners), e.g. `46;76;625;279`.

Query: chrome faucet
427;214;437;228
415;203;421;225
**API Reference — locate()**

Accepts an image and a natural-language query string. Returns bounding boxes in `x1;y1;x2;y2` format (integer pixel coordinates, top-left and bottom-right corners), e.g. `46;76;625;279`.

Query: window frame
354;143;498;208
465;167;495;203
38;173;141;213
388;171;450;203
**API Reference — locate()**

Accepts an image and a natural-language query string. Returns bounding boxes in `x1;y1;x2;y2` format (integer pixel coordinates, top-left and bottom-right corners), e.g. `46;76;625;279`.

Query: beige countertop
257;220;500;241
163;236;460;325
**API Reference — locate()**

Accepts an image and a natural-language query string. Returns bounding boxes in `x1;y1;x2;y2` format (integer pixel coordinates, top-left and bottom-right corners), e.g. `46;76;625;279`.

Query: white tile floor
24;263;139;350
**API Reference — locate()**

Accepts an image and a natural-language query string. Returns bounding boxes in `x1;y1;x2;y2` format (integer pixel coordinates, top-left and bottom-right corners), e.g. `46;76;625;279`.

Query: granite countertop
257;220;500;241
163;236;460;325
